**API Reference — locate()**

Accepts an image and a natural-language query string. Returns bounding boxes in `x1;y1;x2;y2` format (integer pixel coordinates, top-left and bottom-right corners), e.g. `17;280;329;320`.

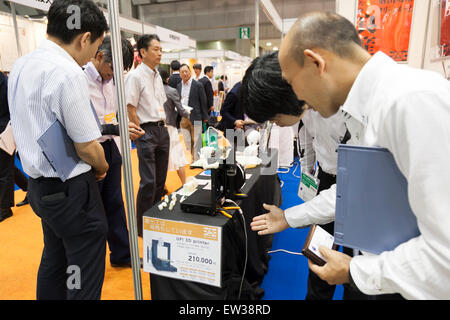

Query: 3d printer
180;146;246;216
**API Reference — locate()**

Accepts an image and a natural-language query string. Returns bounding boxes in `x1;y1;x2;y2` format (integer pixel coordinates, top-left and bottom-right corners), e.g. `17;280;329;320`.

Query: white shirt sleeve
284;184;336;228
350;91;450;299
50;72;101;143
125;72;141;108
299;122;315;174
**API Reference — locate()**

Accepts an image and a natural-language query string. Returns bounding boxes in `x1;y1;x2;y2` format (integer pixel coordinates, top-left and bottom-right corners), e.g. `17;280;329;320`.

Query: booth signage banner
156;25;188;46
10;0;52;12
356;0;415;62
441;0;450;57
143;217;222;288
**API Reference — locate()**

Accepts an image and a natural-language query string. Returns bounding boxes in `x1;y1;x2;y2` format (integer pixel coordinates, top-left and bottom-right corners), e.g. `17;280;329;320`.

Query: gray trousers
135;124;170;237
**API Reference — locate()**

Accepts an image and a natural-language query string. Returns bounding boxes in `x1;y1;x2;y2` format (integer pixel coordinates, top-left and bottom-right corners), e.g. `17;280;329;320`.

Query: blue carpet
260;158;343;300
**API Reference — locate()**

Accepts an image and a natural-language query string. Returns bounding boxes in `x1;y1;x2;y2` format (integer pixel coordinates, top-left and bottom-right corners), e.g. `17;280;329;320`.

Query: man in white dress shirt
242;51;367;300
85;36;144;267
8;0;109;300
250;12;450;299
126;34;170;237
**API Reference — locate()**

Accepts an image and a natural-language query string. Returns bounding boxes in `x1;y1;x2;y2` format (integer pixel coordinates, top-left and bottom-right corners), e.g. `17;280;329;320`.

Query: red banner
357;0;415;62
441;0;450;57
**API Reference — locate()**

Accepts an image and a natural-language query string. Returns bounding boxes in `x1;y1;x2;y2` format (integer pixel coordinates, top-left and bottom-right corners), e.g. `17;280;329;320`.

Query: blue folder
37;120;80;182
334;145;420;255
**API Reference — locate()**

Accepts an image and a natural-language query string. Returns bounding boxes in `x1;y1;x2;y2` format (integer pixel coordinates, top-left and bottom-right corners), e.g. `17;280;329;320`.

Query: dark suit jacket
220;82;243;130
168;73;182;89
0;72;9;132
177;80;209;123
163;84;190;127
198;76;214;109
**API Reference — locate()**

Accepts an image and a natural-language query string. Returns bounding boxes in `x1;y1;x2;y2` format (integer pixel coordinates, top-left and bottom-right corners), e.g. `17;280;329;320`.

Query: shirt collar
39;39;80;68
342;52;396;125
183;78;192;87
84;62;103;84
140;62;158;77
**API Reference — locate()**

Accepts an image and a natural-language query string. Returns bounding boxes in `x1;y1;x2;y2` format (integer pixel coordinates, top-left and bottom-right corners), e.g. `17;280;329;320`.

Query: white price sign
10;0;53;12
143;217;222;287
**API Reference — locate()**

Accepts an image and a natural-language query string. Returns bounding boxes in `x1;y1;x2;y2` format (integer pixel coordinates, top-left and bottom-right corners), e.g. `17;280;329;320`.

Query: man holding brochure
249;12;450;299
8;0;109;300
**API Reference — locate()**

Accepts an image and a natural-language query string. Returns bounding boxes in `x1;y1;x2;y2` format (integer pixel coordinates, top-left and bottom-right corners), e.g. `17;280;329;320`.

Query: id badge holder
298;165;320;202
104;112;118;125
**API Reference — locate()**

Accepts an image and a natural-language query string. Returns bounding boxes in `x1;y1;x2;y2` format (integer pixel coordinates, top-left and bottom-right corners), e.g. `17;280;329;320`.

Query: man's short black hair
204;66;213;74
170;60;180;71
47;0;108;45
137;34;161;58
159;68;170;84
193;63;202;70
240;51;306;123
97;36;134;71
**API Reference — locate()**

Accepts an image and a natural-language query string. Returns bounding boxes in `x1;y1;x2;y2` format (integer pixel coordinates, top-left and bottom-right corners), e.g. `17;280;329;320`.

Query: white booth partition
0;11;46;71
1;1;195;72
161;49;253;89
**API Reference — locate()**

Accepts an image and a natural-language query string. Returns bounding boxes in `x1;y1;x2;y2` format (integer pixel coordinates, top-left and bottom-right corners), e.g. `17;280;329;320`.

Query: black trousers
305;165;369;300
0;149;15;209
97;140;131;264
28;171;108;300
135;124;170;237
305;165;341;300
305;165;404;301
14;165;28;192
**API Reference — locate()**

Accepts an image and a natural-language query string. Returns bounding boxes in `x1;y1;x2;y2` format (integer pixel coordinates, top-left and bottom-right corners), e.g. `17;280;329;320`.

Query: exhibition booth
0;0;449;303
161;49;253;89
0;0;197;72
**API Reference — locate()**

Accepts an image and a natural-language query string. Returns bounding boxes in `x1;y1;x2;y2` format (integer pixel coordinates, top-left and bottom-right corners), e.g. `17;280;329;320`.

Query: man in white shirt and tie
126;34;170;237
249;12;450;299
177;64;208;161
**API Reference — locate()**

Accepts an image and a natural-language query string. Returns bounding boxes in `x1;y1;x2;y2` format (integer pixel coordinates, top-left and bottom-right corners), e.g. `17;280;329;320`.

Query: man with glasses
84;36;144;267
125;34;169;237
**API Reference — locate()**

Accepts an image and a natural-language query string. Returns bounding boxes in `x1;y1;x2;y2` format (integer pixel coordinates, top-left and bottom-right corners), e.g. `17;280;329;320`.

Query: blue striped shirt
7;39;102;179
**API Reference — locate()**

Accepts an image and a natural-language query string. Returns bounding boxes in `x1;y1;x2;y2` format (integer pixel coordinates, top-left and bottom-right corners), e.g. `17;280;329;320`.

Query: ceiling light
266;42;272;47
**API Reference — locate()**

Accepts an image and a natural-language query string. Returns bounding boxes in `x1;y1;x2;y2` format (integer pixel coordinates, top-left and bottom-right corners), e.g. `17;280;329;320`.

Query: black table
145;154;282;300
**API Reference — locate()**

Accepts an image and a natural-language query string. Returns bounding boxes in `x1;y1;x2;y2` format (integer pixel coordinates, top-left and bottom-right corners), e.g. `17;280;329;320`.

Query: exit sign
239;27;250;39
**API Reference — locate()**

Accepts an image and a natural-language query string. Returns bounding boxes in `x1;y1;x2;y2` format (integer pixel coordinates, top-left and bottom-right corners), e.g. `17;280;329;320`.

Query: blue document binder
37;120;80;182
334;145;420;255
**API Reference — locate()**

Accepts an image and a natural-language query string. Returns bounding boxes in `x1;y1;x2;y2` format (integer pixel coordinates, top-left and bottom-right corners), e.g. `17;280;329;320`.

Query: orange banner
357;0;415;62
143;217;219;241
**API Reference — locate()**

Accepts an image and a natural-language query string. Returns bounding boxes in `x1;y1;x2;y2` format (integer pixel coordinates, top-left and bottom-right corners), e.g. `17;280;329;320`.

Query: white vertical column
255;0;260;57
107;0;143;301
10;1;22;57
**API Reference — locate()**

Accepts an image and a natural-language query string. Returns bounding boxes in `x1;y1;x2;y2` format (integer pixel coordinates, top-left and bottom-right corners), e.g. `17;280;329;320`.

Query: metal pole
255;0;260;57
107;0;143;300
10;1;22;57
